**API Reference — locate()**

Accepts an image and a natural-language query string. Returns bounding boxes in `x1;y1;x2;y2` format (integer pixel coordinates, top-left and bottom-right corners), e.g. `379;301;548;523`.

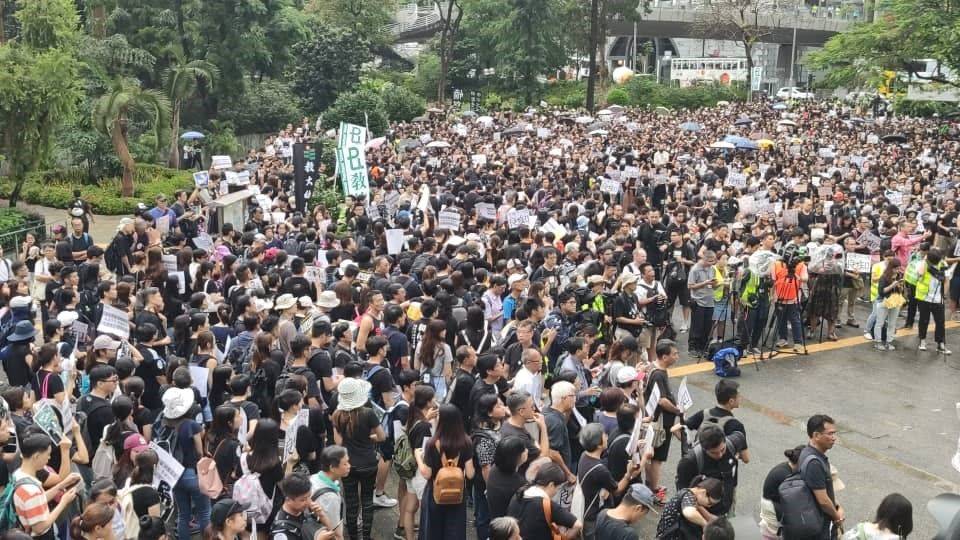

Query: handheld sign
193;171;209;187
844;253;872;274
476;202;497;220
386;229;405;255
676;377;694;413
438;210;461;232
507;209;531;230
211;155;232;170
600;178;621;195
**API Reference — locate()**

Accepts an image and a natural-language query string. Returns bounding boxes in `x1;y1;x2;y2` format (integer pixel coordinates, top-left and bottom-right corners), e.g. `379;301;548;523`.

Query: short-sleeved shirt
644;369;675;429
675;431;747;516
656;488;700;540
134;345;166;411
486;467;526;520
500;421;540;467
12;471;54;539
31;370;65;401
366;363;395;408
606;431;632;484
508;494;578;540
336;407;380;471
577;454;618;522
596;510;638;540
544;408;573;472
799;445;834;508
762;461;794;519
687;263;716;308
423;441;473;480
307;349;335;407
177;420;204;469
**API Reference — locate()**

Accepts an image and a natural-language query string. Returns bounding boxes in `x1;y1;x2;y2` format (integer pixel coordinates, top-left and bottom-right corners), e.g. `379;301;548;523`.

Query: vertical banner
293;142;322;213
338;122;370;199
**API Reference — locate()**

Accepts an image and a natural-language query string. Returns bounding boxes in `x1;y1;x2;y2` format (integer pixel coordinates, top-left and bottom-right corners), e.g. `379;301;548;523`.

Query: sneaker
679;325;688;333
885;343;896;351
775;339;788;348
919;340;927;351
938;344;953;355
793;344;803;353
863;332;873;341
374;492;399;508
874;343;886;351
750;347;762;356
846;319;860;328
394;528;406;540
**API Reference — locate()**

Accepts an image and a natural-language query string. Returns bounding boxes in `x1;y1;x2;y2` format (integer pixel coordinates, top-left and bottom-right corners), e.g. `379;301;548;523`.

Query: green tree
290;25;372;113
323;88;389;136
0;0;82;207
219;80;304;135
380;82;426;122
809;0;960;90
434;0;464;103
307;0;396;47
163;50;218;168
92;78;171;196
497;0;566;104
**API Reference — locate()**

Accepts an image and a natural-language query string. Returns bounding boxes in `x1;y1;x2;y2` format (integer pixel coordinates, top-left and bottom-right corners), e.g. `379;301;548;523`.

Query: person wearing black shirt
133;323;167;412
308;321;339;410
468;354;509;426
716;187;740;224
682;379;749;453
499;391;548;473
270;474;334;540
595;484;658;540
281;258;318;299
577;423;640;540
674;424;747;517
760;446;805;538
507;462;581;540
612;274;644;339
448;345;477;422
78;365;118;457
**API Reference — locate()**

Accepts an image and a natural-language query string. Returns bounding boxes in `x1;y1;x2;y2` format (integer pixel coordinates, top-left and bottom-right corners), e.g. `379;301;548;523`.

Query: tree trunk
112;116;136;197
744;42;754;100
168;100;181;169
0;0;5;45
91;4;106;38
585;0;600;110
438;29;448;103
597;0;610;94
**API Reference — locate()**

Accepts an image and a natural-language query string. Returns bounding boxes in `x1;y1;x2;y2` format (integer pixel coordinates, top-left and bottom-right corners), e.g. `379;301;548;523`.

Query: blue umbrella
181;131;205;140
733;117;753;126
679;121;703;132
723;135;759;150
772;103;788;110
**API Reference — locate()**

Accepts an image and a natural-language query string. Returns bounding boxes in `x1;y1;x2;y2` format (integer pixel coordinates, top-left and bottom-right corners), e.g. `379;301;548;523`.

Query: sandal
827;333;839;341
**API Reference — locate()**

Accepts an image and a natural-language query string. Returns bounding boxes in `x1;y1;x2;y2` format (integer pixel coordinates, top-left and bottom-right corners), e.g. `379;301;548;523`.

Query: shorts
652;426;673;462
712;301;731;321
638;327;656;349
380;439;394;461
666;282;690;308
405;472;427;501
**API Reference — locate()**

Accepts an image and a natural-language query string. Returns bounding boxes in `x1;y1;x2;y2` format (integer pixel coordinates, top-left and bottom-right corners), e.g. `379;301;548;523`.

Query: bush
380;83;426;123
543;81;586;109
0;164;194;215
323;89;390;137
0;208;45;254
205;121;244;159
605;88;630;106
219;80;304;135
482;91;503;111
620;77;745;109
892;97;956;117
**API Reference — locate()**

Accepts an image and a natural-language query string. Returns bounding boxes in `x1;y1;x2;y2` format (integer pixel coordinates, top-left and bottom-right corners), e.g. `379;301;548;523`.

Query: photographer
771;246;809;352
612;273;645;342
915;248;951;354
662;230;696;333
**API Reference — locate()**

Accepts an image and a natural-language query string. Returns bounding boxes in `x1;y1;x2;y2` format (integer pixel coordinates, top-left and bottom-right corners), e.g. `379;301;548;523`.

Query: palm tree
92;78;171;197
163;52;218;168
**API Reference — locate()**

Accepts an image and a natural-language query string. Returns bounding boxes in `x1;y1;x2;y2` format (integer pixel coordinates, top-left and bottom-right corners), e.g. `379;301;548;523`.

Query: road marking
669;321;960;378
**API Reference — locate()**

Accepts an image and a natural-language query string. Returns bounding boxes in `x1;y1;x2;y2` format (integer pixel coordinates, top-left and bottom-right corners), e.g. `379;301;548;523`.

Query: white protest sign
438;210;461;231
223;171;239;184
366;204;382;222
844;253;873;273
156;215;170;237
235;170;250;185
641;423;655;457
70;320;89;345
193;233;214;253
600;178;621;195
539;218;566;237
171;271;185;294
211;155;232;170
472;154;487;167
623;166;640;179
886;190;904;206
271;211;286;225
858;231;882;252
753;199;774;216
189;365;209;399
537;127;552;139
386;229;405;255
727;173;747;188
738;196;755;216
384;191;401;216
193;171;209;187
507;209;531;229
645;384;661;418
476;202;497;220
149;442;185;488
676;377;694;413
782;209;799;227
284;409;309;463
97;304;129;339
161;254;178;273
626;414;645;459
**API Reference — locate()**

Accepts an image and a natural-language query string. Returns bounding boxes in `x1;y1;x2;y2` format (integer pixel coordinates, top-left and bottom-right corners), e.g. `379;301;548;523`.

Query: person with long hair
655;475;723;540
241;417;284;528
332;377;387;540
397;384;438;540
161;384;210;540
119;448;162;521
471;393;507;540
416;404;475;540
68;502;115;540
206;405;242;498
414;319;453;401
873;258;903;351
191;330;219;421
457;305;494;355
507;461;581;540
843;493;913;539
203;498;250;540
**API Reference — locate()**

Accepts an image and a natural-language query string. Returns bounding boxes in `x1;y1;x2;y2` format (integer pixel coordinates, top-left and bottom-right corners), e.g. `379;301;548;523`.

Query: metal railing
0;219;59;264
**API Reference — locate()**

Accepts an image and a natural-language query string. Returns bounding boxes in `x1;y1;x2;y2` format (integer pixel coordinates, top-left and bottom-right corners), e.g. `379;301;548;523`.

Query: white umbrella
710;141;736;149
575;116;594;124
476;116;494;124
654;106;670;115
426;141;450;148
597;109;613;116
559;138;575;148
608;104;626;112
717;100;731;107
589;129;608;136
778;119;798;126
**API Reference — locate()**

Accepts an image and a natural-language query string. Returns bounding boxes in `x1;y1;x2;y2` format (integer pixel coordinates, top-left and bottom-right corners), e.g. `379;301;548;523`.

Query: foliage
605;87;630;106
891;96;957;117
309;181;344;214
290;24;372;114
620;77;745;108
0;208;45;254
496;0;566;103
307;0;397;48
219;80;304;135
323;89;390;136
0;0;82;207
482;91;503;110
0;165;194;214
204;121;245;159
543;80;586;109
379;83;427;122
413;50;442;102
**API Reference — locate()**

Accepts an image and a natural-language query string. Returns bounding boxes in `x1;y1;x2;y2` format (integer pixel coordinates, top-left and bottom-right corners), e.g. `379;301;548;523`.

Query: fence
0;218;61;264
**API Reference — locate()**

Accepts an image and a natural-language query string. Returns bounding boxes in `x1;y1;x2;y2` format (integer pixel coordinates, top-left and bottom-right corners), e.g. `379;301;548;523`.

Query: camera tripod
804;273;843;344
759;271;808;365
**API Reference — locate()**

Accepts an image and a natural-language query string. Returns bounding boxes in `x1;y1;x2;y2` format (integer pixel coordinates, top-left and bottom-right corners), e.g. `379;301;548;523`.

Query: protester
655;475;723;540
842;493;913;540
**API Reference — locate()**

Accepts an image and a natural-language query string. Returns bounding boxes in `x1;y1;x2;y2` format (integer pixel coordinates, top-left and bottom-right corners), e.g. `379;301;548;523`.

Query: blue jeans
873;300;899;345
776;303;803;342
473;481;490;540
174;468;210;540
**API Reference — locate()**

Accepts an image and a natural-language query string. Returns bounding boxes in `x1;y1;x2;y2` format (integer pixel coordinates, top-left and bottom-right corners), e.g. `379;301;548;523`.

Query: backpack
91;426;117;482
393;420;423;481
879;235;892;253
227;339;255;372
570;463;604;522
249;366;272;412
197;439;228;498
692;412;737;448
275;365;312;396
233;454;274;524
665;260;687;288
0;477;36;530
687;435;736;476
778;455;827;539
152;418;185;463
362;364;392;429
118;484;151;538
711;347;742;378
432;447;465;505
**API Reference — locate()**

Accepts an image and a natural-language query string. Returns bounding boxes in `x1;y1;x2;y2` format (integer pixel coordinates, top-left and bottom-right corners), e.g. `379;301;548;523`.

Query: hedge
0;208;45;254
0;164;195;215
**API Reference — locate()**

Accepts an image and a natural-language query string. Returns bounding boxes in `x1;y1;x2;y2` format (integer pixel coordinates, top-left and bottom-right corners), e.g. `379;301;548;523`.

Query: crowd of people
0;95;957;540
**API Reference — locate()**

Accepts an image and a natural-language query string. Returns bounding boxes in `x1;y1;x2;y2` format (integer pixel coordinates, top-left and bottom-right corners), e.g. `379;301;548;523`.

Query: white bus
669;57;748;87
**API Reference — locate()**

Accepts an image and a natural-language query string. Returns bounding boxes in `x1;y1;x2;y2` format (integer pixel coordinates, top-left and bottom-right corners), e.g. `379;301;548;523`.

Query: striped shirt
12;470;47;533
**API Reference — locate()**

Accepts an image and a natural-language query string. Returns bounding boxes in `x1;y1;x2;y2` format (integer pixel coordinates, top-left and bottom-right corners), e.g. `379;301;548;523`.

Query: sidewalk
1;200;124;245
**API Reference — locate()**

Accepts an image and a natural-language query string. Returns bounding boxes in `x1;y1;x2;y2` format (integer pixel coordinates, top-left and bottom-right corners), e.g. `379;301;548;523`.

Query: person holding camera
772;247;809;352
635;262;667;362
612;273;645;342
662;230;696;333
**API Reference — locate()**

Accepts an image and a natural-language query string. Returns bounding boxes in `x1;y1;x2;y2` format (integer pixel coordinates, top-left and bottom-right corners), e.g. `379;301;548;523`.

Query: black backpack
275;365;312;396
250;367;272;412
778;455;827;539
152;418;185;463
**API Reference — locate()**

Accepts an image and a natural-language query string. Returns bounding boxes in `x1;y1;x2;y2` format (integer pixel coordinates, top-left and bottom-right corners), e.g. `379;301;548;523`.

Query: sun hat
587;275;605;285
619;272;639;286
123;433;149;453
162;387;196;419
56;311;79;327
6;321;37;343
93;335;122;351
254;298;273;312
298;296;314;309
507;273;528;286
317;290;340;309
337;377;372;412
275;293;296;311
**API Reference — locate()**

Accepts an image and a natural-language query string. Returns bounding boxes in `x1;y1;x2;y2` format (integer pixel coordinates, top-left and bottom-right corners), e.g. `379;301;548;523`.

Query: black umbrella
734;117;753;126
502;125;525;136
881;134;908;143
585;121;609;132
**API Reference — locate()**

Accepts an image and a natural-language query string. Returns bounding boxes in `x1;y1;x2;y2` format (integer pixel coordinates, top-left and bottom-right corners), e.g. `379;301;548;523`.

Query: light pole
788;14;797;90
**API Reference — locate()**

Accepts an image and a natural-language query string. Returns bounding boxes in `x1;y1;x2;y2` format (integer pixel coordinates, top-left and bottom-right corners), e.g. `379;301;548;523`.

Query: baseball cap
123;433;149;452
210;498;249;528
507;273;528;286
624;484;659;514
615;366;644;385
620;335;639;352
93;335;122;351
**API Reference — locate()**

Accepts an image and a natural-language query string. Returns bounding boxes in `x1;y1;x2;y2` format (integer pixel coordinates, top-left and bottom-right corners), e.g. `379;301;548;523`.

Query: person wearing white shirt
512;348;545;410
653;148;670;166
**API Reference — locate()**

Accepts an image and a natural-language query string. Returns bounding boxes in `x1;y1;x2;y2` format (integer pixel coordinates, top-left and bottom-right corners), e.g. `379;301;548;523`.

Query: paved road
1;200;122;244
